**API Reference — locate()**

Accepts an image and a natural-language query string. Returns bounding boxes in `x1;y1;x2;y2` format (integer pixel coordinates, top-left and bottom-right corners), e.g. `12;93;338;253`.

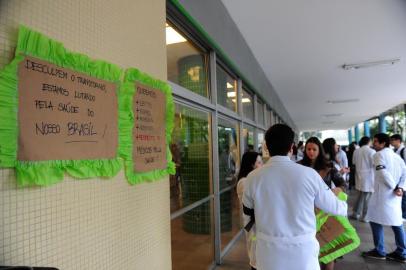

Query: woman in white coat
363;133;406;262
237;151;263;270
243;124;347;270
350;136;375;222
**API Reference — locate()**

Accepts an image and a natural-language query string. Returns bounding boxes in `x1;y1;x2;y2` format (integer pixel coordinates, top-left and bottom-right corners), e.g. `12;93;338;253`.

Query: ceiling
221;0;406;131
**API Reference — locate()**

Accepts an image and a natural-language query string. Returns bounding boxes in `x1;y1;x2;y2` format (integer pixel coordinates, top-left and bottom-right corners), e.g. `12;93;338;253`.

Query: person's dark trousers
370;221;406;256
251;267;256;270
402;192;406;219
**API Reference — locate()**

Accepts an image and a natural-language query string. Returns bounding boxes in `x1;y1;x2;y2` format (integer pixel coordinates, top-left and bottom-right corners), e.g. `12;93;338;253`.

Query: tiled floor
216;189;406;270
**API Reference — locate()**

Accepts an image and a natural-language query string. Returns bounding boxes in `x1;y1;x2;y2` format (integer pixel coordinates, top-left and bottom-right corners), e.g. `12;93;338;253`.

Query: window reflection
216;65;237;112
243;125;255;153
218;118;240;190
170;104;211;213
242;89;254;120
257;99;265;126
171;201;214;270
166;22;209;98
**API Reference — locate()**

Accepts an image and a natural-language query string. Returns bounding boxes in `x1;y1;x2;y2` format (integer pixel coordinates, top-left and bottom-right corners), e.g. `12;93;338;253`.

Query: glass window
170;104;211;213
166;22;209;98
218;118;240;191
216;65;237;112
257;129;265;154
266;107;272;127
243;124;255;153
257;99;265;126
218;118;240;250
171;200;214;270
220;188;241;250
242;89;254;120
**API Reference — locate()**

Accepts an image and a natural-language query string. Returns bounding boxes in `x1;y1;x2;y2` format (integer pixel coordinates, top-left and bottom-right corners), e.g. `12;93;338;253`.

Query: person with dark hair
236;151;263;270
391;134;405;160
299;137;347;270
323;138;350;176
390;134;406;220
350;136;375;222
299;137;346;190
347;142;358;190
362;133;406;262
297;140;305;161
242;124;347;270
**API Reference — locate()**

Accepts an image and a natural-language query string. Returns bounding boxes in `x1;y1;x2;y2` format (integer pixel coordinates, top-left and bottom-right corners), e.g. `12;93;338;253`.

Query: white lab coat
366;148;406;226
352;145;376;192
336;149;348;168
237;177;256;268
243;156;347;270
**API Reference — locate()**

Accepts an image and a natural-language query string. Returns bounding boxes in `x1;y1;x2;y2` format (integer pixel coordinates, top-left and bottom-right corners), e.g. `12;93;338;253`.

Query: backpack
401;148;405;161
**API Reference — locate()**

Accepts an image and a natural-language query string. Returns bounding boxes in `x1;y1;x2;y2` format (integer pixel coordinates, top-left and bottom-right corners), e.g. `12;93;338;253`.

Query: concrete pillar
354;125;360;143
348;129;353;145
364;121;370;137
379;114;386;133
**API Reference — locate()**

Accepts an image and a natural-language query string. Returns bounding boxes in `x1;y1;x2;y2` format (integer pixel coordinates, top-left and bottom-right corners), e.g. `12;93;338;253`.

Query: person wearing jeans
350;136;375;222
370;221;406;257
362;133;406;263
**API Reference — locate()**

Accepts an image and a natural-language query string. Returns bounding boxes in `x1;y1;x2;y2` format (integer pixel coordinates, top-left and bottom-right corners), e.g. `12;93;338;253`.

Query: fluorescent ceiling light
227;92;236;98
342;58;400;70
166;26;187;45
231;98;251;103
226;82;234;89
242;98;251;103
326;99;359;104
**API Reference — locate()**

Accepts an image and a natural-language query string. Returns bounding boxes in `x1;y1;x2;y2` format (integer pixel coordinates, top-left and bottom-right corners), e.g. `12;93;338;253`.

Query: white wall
0;0;172;269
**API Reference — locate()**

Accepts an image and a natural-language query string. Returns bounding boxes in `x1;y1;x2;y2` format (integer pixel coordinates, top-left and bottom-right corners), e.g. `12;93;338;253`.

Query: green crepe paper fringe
0;25;123;186
119;68;175;185
317;192;360;264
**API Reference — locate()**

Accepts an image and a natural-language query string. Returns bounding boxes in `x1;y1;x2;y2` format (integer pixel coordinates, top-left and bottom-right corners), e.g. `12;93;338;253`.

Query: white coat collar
269;156;291;162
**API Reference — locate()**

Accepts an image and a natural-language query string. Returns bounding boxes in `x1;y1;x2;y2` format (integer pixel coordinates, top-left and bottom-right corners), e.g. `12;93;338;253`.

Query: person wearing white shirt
390;134;406;220
236;151;263;270
350;136;375;222
336;147;349;169
362;133;406;263
242;124;347;270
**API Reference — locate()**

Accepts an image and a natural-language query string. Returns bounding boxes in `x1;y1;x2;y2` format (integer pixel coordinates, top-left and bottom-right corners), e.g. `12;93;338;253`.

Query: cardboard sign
316;217;345;247
132;83;167;172
18;56;118;161
319;239;354;258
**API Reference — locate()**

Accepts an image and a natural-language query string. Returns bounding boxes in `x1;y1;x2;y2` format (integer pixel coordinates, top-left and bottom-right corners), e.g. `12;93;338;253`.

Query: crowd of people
236;124;406;270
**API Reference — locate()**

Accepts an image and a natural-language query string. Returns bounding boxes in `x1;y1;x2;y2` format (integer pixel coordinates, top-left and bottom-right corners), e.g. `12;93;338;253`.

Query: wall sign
0;25;122;186
119;68;175;184
133;83;167;172
18;56;118;161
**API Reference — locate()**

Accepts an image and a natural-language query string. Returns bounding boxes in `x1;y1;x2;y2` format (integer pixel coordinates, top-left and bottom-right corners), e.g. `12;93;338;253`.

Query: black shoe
386;251;406;263
362;249;386;260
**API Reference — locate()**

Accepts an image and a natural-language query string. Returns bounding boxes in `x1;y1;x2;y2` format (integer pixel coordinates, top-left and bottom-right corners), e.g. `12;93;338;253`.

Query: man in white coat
350;136;375;222
242;124;348;270
363;133;406;262
390;134;406;220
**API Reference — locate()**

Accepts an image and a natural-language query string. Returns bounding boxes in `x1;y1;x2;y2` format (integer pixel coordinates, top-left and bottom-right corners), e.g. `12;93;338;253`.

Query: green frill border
119;68;175;185
316;192;361;264
0;25;123;186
